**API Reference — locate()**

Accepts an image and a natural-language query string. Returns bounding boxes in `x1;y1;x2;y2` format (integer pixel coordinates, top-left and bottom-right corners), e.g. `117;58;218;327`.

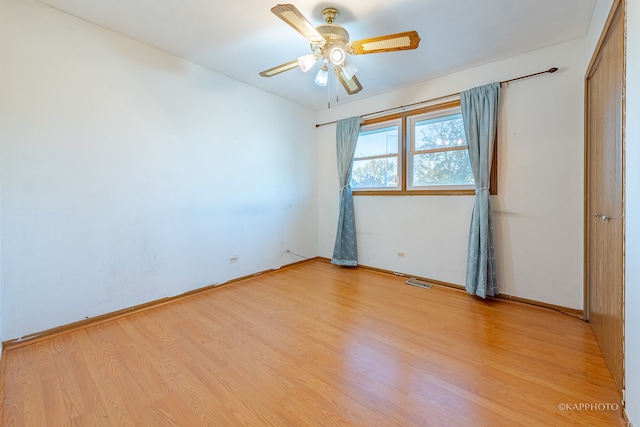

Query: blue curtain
331;116;361;266
461;83;500;298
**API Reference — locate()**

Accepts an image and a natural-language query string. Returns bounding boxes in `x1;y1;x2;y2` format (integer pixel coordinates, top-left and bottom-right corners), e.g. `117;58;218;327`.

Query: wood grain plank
0;261;624;426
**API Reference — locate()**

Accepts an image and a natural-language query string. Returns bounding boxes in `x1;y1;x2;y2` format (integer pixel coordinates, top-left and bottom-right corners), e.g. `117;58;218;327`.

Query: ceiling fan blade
347;31;421;55
335;67;363;95
271;4;325;46
259;59;299;77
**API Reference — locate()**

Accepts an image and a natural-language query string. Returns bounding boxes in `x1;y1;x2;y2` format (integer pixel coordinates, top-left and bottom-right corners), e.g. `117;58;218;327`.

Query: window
351;119;401;190
408;107;474;190
351;100;497;196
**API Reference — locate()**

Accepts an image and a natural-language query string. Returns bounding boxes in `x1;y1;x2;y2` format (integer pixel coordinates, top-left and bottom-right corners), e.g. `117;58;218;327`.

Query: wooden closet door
585;1;624;392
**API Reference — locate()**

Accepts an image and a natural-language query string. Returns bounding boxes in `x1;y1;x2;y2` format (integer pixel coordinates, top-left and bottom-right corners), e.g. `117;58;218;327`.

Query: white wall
625;0;640;422
585;0;615;69
317;39;586;309
0;0;317;340
0;98;3;356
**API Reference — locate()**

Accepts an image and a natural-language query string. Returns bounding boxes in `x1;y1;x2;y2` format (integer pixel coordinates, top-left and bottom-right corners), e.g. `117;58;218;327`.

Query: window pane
351;158;398;188
355;126;399;158
412;150;474;186
414;114;466;151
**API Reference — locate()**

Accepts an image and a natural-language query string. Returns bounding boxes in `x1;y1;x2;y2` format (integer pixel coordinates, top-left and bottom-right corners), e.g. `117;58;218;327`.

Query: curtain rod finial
549;67;558;73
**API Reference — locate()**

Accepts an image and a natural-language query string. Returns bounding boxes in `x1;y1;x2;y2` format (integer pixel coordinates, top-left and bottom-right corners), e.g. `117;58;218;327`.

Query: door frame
584;0;626;320
583;0;626;390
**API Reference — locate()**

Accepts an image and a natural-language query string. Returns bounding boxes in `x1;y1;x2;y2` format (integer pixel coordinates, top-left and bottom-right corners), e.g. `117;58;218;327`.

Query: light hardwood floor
0;260;624;426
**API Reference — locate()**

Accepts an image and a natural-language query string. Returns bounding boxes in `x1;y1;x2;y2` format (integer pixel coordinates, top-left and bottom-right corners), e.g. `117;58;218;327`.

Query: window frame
352;100;498;196
406;105;474;192
350;119;403;191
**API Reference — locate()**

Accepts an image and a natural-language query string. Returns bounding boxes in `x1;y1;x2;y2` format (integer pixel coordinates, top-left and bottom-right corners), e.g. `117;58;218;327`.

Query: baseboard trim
495;293;583;319
2;258;316;351
317;257;584;319
3;257;584;350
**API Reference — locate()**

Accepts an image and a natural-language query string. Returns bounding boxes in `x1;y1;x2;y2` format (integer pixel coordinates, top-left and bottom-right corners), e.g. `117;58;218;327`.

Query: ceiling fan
259;4;421;95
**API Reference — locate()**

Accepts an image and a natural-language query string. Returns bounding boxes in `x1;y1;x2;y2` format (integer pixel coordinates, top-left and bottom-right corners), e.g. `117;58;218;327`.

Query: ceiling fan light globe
342;62;358;80
329;47;346;65
298;54;317;72
315;67;329;86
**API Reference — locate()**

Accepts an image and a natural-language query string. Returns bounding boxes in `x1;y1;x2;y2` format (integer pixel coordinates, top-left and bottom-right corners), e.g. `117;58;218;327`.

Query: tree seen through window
410;113;474;187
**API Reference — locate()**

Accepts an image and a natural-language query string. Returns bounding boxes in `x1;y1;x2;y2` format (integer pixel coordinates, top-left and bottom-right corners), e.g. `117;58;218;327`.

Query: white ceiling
36;0;597;111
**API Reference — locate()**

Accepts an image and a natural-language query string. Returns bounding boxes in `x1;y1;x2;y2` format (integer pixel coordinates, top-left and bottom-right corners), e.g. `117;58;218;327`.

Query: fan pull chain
327;72;331;109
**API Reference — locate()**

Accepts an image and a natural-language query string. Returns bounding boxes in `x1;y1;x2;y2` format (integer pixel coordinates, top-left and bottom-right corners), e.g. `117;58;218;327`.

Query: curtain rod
314;67;558;128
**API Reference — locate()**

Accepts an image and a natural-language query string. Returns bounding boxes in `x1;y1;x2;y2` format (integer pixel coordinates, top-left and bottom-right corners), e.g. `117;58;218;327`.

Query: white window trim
406;105;474;191
351;118;402;191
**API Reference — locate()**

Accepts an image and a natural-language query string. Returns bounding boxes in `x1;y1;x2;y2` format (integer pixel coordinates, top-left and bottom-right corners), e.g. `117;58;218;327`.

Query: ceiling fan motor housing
316;23;349;64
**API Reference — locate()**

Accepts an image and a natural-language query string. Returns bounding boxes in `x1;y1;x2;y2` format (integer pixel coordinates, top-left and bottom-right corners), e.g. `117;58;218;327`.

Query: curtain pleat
331;116;361;266
461;83;500;298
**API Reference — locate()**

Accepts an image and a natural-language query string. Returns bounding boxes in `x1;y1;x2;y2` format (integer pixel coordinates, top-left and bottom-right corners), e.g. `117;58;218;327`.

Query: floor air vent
405;278;433;289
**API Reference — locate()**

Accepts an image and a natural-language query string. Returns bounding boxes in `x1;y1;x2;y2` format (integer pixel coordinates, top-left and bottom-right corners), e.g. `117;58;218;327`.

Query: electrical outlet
229;256;238;263
397;252;405;258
